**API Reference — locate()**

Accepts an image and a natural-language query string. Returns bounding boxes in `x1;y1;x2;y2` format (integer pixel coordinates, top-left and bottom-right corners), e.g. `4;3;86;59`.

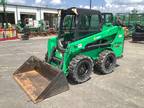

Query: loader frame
47;8;124;76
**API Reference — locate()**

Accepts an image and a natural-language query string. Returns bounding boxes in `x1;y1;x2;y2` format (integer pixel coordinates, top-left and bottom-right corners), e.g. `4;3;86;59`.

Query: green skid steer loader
13;8;124;103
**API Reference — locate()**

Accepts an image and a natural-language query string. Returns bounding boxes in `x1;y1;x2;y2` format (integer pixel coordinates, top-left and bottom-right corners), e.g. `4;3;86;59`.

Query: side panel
80;48;104;60
67;26;124;61
111;27;125;57
47;36;58;59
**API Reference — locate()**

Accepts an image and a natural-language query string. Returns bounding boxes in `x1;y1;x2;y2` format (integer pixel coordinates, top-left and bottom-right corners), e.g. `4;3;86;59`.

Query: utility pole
90;0;92;10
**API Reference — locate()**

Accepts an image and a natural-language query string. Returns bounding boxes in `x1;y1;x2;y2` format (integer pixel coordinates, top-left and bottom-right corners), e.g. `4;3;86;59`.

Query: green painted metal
46;26;124;76
16;19;48;33
46;8;124;76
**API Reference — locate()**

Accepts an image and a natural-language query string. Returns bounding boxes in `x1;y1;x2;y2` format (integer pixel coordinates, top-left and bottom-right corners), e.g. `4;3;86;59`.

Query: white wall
0;5;58;24
0;5;17;24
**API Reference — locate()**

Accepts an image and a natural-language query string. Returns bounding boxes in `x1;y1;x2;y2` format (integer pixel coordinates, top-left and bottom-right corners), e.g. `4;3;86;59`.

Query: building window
44;13;58;28
0;12;15;25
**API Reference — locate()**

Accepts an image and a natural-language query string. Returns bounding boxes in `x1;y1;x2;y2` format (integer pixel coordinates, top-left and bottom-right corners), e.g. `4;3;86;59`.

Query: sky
7;0;144;13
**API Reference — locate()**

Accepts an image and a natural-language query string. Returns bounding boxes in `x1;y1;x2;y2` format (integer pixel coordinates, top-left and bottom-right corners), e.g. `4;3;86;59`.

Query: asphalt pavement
0;38;144;108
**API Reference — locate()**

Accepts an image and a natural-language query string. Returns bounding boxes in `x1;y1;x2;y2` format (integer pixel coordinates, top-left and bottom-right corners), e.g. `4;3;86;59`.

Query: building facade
0;4;58;26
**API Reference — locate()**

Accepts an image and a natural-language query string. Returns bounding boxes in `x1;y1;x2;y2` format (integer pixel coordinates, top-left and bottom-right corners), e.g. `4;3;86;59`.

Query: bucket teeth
13;56;69;103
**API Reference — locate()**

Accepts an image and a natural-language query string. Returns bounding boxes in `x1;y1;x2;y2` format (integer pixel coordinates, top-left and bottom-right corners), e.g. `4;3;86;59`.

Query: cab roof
61;7;101;15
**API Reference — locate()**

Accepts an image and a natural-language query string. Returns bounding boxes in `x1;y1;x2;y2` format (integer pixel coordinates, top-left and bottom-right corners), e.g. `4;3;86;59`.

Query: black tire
22;26;30;40
68;55;94;84
21;34;29;40
96;50;116;74
45;51;48;62
132;32;144;41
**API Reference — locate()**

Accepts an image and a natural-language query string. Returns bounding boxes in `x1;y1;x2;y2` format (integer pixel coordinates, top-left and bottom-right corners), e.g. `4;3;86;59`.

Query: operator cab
58;7;102;50
101;13;113;24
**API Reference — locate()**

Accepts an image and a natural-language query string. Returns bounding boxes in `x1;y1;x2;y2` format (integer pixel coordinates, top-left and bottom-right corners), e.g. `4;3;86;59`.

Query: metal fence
0;28;18;41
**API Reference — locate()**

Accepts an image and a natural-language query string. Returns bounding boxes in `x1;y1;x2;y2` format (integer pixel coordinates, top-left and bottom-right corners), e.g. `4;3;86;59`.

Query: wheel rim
104;55;115;70
77;62;90;78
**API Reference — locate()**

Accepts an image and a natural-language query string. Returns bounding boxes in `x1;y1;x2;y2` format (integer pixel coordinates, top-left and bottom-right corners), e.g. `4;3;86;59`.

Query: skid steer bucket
13;56;69;103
